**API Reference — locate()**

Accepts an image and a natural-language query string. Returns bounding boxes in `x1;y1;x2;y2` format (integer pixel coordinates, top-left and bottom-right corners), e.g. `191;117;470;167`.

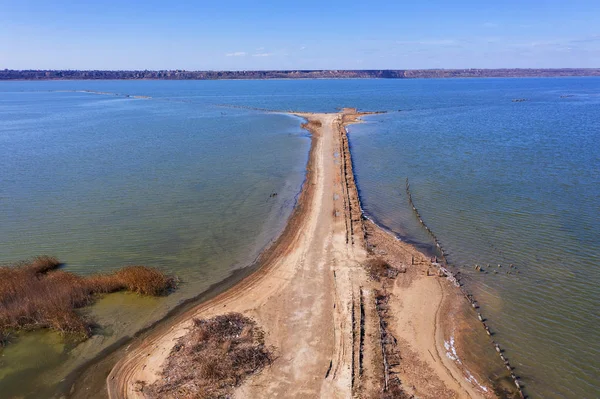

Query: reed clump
113;266;175;296
0;256;175;344
147;313;273;399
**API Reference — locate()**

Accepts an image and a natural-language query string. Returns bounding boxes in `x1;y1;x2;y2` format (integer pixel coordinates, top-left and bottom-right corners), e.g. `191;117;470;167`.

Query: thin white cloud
225;51;247;57
252;53;272;57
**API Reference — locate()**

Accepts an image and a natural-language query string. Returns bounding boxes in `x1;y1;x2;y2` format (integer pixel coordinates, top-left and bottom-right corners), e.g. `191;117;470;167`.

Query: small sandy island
104;109;521;399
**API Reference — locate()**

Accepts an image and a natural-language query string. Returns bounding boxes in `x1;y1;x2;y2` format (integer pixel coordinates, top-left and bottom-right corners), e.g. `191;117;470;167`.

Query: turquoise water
0;78;598;398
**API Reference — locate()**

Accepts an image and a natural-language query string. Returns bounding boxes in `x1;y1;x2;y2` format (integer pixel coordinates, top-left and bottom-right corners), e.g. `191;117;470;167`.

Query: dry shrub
0;257;175;340
301;120;323;131
147;313;273;399
365;258;399;282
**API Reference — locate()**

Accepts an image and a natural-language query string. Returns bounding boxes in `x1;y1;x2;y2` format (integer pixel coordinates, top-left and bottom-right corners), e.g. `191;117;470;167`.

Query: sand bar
103;109;520;398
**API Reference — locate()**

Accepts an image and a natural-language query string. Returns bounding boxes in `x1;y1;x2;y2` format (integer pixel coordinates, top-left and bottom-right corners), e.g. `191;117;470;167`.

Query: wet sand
102;109;520;398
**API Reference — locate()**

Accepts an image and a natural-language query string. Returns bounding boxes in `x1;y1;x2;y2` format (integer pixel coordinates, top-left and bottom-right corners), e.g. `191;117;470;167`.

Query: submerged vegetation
0;256;175;345
146;313;273;398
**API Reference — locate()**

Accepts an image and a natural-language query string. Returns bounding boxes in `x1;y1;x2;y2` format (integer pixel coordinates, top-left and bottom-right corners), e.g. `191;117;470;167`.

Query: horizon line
3;67;600;72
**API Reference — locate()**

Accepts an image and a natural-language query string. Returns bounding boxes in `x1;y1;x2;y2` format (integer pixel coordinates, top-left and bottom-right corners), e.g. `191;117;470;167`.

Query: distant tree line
2;68;600;80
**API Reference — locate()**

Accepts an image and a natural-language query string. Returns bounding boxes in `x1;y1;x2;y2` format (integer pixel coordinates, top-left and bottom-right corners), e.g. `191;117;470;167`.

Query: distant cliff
2;68;600;80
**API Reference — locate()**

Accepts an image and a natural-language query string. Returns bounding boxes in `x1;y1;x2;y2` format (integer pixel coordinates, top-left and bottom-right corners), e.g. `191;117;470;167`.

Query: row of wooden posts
404;178;525;398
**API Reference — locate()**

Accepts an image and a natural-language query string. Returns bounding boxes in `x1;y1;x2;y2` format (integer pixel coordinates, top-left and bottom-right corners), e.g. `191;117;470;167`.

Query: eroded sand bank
105;109;520;399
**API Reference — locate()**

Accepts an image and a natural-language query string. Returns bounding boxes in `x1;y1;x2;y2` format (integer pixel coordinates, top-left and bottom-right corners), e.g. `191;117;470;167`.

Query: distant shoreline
2;68;600;81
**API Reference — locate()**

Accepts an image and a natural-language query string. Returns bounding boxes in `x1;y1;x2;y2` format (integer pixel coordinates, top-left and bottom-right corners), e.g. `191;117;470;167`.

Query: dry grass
365;258;399;282
113;266;175;296
146;313;273;399
0;256;175;344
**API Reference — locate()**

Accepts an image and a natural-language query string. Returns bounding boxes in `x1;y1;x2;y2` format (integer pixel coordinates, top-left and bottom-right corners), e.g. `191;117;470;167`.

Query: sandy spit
104;109;519;399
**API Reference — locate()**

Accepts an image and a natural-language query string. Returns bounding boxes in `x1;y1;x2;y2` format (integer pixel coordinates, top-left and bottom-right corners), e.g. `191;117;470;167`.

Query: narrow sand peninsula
106;109;520;399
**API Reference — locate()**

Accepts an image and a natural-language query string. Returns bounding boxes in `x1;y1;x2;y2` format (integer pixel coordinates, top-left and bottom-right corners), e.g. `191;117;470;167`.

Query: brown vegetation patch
0;256;175;344
301;120;323;131
146;313;273;399
112;266;175;296
365;258;400;282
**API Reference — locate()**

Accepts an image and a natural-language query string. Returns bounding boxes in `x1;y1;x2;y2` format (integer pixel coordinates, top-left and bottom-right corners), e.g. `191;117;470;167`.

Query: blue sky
1;0;599;69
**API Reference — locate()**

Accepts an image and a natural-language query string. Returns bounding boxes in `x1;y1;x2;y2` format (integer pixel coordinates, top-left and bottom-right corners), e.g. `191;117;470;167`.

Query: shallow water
0;83;310;397
348;79;600;398
0;78;598;398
